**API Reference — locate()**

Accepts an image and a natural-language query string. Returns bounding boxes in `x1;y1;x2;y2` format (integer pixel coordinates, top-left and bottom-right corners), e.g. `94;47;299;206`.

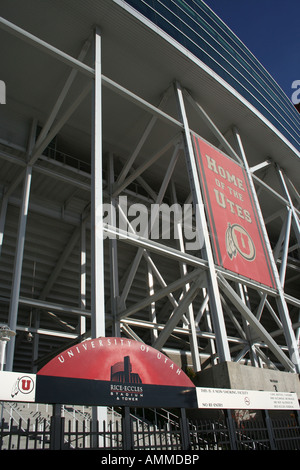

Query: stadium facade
0;0;299;400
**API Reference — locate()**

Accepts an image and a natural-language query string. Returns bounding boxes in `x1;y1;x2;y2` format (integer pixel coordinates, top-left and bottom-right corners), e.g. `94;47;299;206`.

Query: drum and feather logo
225;223;256;261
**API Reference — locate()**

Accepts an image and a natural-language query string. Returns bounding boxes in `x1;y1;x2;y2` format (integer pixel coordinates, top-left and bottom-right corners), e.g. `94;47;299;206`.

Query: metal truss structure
0;1;299;381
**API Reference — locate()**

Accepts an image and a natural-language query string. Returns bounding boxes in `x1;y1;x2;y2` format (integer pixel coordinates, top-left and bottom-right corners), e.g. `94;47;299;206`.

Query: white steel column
114;88;171;188
0;195;8;257
147;264;158;342
91;27;105;340
108;153;121;337
91;27;107;432
174;81;231;363
276;165;300;248
6;119;37;370
6;165;32;370
118;143;180;309
233;126;300;373
171;181;201;371
80;217;87;335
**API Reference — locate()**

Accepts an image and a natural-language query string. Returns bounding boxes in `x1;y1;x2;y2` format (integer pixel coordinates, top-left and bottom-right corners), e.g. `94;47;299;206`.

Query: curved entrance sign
36;337;197;408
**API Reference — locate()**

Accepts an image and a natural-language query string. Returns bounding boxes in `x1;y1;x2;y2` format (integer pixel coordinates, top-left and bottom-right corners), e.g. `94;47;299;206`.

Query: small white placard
196;387;300;410
0;371;36;402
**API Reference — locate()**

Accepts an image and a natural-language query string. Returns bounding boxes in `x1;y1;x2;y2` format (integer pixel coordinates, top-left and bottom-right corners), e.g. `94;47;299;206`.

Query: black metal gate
1;408;300;450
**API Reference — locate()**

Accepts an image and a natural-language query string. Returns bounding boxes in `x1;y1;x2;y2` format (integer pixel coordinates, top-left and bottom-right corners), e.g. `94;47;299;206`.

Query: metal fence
1;409;300;450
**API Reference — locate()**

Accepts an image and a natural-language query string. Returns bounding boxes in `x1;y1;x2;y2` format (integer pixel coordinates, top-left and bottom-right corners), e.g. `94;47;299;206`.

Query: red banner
192;135;275;288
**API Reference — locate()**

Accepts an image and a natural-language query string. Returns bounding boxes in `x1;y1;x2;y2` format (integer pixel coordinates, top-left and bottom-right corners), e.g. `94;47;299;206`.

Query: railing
42;147;91;174
0;417;51;450
1;407;299;450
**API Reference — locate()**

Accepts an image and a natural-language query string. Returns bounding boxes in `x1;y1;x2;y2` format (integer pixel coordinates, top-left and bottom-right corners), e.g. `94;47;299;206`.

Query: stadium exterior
0;0;300;413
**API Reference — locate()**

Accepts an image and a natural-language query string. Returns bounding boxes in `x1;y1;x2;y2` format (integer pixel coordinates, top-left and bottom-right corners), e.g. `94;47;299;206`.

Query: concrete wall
195;362;300;399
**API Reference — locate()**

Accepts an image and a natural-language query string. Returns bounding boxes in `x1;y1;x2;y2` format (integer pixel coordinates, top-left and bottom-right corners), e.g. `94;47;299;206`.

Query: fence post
263;410;276;450
225;410;237;450
180;408;191;450
50;404;64;450
296;409;300;427
122;407;133;450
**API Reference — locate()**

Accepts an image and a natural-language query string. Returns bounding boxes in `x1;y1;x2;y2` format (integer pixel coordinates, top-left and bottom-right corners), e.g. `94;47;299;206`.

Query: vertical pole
80;217;87;335
32;316;40;373
5;117;36;371
296;312;300;352
108;152;121;337
225;410;237;450
50;404;63;450
276;165;300;246
279;208;292;287
174;81;231;363
180;408;191;450
0;340;6;371
171;181;201;371
233;126;300;373
262;410;276;450
91;26;105;340
91;26;107;435
6;165;32;370
295;409;300;430
0;328;15;371
147;264;158;342
122;407;133;450
0;195;8;257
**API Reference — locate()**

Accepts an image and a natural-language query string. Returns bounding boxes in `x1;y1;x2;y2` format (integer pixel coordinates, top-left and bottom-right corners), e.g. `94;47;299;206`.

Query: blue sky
203;0;300;101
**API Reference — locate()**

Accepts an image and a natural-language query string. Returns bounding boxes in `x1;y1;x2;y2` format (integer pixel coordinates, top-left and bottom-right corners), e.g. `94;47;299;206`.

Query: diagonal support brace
218;274;296;372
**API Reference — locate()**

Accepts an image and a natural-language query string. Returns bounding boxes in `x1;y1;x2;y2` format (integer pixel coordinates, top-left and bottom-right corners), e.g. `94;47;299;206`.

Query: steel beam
276;165;300;247
147;264;158;342
33;40;91;154
91;27;107;432
121;314;248;346
143;251;181;312
0;82;92;218
30;83;92;165
80;217;87;335
0;16;183;132
183;89;241;164
118;268;203;321
90;27;105;339
233;126;300;373
218;274;295;372
115;88;172;186
250;159;272;173
153;275;204;351
5;120;37;370
284;175;300;206
39;227;80;301
117;144;180;306
252;173;291;207
32;166;90;192
6;165;32;370
108;153;121;337
102;75;182;129
171;181;201;370
0;195;8;257
104;224;208;270
279;208;292;286
0;16;94;78
18;296;92;318
112;135;179;197
175;81;231;362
